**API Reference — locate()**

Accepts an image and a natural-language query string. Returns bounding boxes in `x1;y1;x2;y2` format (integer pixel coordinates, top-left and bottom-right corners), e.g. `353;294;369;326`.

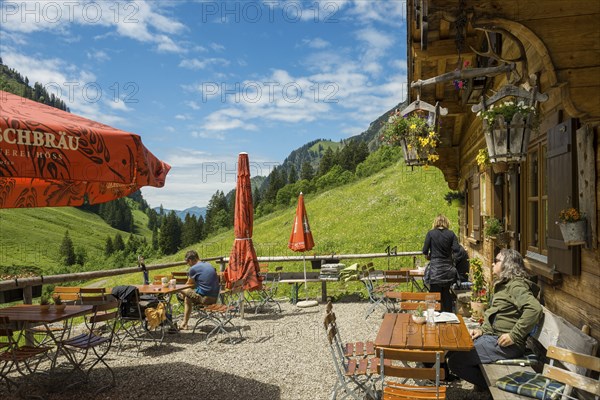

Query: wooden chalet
404;0;600;341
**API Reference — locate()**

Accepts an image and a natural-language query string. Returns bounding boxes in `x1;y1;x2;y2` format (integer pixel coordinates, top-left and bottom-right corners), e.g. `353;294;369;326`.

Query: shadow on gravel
28;362;282;400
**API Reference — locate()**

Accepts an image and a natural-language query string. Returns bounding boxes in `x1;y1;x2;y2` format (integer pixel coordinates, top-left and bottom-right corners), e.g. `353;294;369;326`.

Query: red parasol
288;192;317;306
224;152;262;291
288;192;314;252
0;91;170;208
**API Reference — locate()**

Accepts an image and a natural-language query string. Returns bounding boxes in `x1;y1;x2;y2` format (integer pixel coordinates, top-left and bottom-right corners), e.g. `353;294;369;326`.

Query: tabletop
375;312;474;351
409;269;426;276
0;304;94;323
135;283;193;295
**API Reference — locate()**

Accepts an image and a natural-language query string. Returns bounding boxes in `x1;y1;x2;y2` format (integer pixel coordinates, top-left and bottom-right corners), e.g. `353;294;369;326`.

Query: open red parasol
0;91;170;208
224;152;262;291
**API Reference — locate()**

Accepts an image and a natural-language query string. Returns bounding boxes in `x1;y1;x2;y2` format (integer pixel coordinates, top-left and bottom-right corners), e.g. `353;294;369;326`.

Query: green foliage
484;217;503;236
159;211;182;255
315;165;355;190
355;146;403;178
381;111;440;164
59;230;76;266
444;191;465;206
470;257;489;303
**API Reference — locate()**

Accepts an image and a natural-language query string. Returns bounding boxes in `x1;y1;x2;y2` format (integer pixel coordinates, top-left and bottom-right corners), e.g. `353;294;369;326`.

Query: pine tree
318;147;335;176
104;236;114;256
113;233;125;252
159;211;182;254
59;230;76;266
288;165;298;184
300;161;314;181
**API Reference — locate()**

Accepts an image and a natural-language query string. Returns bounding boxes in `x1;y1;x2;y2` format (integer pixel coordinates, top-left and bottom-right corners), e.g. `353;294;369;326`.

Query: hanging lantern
472;84;548;164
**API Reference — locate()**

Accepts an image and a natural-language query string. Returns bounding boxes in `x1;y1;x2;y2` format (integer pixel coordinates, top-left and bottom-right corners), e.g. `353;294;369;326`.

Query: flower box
558;220;586;246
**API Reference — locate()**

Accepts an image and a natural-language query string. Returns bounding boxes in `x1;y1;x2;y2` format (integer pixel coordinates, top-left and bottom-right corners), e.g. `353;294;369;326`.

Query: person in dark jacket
422;214;460;312
453;245;470;283
446;249;543;389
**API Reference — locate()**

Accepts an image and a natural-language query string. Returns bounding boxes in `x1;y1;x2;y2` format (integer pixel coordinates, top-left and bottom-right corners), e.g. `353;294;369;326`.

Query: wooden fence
0;251;422;304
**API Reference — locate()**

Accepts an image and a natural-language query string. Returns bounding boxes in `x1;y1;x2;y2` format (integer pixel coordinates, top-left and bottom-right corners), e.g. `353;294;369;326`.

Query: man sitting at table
446;249;543;391
179;250;220;330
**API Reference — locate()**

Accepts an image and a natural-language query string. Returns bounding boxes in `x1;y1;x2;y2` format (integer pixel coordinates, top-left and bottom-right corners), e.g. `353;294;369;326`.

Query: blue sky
0;0;408;210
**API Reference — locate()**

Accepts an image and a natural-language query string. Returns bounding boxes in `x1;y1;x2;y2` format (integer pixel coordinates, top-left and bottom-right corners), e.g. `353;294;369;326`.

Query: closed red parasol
224;152;262;291
0;91;170;208
288;192;317;307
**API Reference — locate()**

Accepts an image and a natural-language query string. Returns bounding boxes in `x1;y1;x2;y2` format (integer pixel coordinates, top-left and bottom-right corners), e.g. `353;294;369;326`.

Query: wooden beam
436;59;447;100
439;19;450;39
576;125;596;249
412;38;476;60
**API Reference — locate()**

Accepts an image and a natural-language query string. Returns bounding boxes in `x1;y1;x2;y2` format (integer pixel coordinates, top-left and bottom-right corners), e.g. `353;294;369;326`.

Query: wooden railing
0;251;422;304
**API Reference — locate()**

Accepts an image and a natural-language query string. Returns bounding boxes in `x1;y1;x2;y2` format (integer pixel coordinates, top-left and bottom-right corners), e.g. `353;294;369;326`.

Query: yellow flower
429;131;435;138
410;124;417;130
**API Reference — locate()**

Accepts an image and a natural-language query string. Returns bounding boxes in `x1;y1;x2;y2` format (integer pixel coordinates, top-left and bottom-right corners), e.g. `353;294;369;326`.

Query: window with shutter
472;174;481;241
546;119;580;275
526;143;548;255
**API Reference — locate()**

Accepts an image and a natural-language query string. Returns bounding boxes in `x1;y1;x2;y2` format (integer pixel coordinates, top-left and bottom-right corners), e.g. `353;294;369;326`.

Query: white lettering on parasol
0;129;80;151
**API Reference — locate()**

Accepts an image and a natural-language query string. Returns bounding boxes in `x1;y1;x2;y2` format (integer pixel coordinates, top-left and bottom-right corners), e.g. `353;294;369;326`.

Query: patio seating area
0;300;487;400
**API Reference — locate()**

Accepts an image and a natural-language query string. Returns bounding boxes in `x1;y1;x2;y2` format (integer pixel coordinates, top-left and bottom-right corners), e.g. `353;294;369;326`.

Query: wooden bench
481;306;598;399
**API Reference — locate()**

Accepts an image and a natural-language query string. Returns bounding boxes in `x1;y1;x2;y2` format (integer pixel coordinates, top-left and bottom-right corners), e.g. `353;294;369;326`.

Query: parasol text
0;129;80;151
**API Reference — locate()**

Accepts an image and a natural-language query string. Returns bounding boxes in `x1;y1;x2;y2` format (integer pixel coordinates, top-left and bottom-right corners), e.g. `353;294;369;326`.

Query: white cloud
86;50;110;62
0;0;188;53
185;101;201;110
179;58;230;70
302;37;330;49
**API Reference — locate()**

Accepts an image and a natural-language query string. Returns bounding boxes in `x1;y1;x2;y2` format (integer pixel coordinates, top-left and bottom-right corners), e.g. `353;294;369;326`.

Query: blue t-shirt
188;262;220;297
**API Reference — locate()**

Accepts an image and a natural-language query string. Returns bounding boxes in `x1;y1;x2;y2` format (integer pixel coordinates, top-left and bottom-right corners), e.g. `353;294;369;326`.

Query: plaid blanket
495;371;564;400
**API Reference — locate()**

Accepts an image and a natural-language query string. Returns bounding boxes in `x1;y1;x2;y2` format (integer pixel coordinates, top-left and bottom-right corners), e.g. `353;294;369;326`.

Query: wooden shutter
547;119;580;275
472;174;482;241
507;167;520;249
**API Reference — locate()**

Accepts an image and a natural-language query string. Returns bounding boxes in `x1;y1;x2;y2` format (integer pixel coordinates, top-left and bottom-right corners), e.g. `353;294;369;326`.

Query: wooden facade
405;1;600;342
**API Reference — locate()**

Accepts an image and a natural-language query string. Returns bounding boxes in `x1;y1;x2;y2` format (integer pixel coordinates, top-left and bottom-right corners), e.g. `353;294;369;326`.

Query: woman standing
446;249;543;389
422;214;460;312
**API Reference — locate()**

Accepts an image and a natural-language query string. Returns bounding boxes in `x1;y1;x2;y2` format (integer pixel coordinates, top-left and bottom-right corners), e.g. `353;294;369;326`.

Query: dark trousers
446;334;524;388
429;283;453;312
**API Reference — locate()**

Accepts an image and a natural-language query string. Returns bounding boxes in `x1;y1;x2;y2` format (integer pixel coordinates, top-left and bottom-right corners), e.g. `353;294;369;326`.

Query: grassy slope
100;161;456;292
0;207;151;268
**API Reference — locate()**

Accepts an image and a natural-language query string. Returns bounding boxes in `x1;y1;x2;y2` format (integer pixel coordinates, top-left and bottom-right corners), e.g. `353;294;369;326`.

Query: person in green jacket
446;248;543;389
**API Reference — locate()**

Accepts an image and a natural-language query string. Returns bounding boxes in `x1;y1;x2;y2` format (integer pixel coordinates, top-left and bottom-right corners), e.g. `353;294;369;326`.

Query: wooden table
0;304;93;323
135;283;193;295
375;312;474;351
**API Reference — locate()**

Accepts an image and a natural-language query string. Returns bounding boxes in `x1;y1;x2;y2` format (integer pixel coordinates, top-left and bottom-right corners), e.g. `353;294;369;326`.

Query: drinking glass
425;294;437;327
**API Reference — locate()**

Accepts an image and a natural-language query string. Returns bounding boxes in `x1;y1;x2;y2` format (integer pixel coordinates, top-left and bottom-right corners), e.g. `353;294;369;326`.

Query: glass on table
425;293;437;326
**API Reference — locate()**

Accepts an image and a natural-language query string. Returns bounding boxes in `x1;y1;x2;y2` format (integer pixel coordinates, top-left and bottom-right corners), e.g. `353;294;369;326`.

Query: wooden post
22;285;34;346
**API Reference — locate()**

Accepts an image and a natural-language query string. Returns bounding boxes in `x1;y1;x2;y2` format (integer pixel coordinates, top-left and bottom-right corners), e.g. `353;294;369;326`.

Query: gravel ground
3;299;491;400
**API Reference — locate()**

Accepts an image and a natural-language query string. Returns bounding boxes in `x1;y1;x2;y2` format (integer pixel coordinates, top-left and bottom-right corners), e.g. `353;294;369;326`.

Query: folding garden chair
78;288;109;305
322;305;380;400
111;286;165;354
377;347;446;399
253;266;283;314
384;291;441;313
192;279;244;343
0;316;52;398
27;286;82;347
361;265;389;319
324;302;375;360
54;301;119;394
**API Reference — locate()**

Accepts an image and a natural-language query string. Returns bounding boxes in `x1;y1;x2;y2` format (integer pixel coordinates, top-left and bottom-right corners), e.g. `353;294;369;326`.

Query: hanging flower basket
479;101;536;163
382;110;440;167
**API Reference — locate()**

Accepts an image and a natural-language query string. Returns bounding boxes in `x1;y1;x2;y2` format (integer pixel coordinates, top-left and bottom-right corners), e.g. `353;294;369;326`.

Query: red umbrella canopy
288;192;314;252
0;91;170;208
224;152;262;291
